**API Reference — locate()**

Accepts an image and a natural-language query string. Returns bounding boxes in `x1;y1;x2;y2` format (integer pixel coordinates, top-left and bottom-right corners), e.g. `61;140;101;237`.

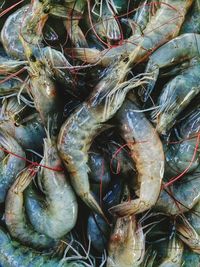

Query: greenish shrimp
109;99;164;217
5;167;57;250
25;136;78;239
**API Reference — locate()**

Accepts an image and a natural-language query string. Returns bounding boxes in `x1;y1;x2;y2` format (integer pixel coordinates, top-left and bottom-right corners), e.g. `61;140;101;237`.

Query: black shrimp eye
43;6;50;13
39;0;44;3
29;54;36;62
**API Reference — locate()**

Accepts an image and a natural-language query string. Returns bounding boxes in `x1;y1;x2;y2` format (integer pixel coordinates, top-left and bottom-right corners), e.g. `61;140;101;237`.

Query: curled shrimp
109;99;164;217
25;136;78;239
0;130;25;203
5;167;57;250
57;56;150;216
67;0;193;66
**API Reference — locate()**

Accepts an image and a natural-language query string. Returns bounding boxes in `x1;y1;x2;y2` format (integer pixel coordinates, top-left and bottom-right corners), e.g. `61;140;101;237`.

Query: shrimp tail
66;47;102;64
104;18;121;40
84;192;105;219
109;199;143;217
65;20;88;48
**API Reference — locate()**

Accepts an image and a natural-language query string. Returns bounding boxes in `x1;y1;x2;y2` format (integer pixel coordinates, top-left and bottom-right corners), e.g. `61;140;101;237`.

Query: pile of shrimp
0;0;199;266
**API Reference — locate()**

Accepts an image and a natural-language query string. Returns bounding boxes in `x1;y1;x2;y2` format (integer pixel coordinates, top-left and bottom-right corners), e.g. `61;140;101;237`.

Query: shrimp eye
39;0;44;3
43;6;50;13
30;55;36;62
14;122;20;127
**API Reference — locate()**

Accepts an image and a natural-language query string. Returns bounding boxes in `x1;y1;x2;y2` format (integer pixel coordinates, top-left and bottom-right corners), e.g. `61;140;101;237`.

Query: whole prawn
5;167;57;250
25;136;78;239
109;99;164;217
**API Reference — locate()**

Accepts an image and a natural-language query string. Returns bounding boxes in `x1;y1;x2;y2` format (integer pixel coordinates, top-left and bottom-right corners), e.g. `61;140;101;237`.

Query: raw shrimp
57;57;149;216
0;227;85;267
181;0;200;34
107;215;145;267
87;213;110;253
157;236;184;266
1;0;52;59
141;33;200;102
20;36;62;128
0;130;25;203
152;58;200;134
109;99;164;217
176;216;200;254
25;137;78;239
155;170;200;215
5;167;57;250
68;0;193;66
